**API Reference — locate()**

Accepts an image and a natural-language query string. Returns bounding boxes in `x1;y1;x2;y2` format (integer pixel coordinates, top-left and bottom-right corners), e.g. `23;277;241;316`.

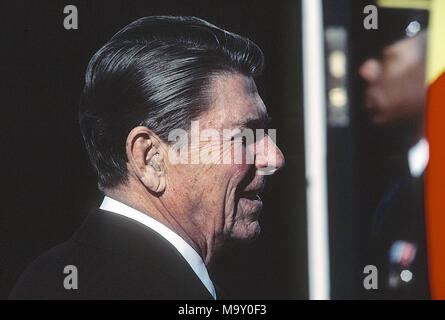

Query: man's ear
126;126;166;193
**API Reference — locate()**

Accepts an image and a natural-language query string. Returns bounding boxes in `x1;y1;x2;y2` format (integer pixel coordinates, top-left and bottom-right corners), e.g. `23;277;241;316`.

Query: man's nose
254;134;285;176
358;58;381;83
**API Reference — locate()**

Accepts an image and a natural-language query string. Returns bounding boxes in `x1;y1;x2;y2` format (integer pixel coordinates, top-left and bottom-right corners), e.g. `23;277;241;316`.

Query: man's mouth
364;92;375;110
237;187;264;219
239;185;264;204
237;176;266;206
364;88;381;112
240;191;261;201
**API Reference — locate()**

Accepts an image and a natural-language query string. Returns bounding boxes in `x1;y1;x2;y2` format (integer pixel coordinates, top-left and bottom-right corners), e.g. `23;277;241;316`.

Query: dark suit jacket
9;209;215;300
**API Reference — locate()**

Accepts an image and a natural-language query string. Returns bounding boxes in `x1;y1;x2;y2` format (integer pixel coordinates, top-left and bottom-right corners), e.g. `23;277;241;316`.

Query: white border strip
302;0;331;300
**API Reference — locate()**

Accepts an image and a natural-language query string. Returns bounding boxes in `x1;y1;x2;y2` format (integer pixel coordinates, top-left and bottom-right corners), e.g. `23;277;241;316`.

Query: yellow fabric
426;0;445;84
377;0;431;10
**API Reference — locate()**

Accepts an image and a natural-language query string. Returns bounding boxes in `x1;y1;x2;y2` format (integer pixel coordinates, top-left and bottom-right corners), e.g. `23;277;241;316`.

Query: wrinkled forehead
204;73;268;129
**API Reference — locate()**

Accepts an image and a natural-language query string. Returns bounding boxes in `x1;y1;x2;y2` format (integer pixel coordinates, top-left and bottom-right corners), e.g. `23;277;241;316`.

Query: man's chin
230;220;261;242
371;115;400;127
230;199;263;241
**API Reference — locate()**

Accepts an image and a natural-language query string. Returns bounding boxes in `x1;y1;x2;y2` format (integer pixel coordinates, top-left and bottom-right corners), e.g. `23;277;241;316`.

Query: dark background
0;0;307;299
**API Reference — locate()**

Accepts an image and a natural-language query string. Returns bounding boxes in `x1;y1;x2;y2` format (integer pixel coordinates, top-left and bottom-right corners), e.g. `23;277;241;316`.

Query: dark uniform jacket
370;174;430;299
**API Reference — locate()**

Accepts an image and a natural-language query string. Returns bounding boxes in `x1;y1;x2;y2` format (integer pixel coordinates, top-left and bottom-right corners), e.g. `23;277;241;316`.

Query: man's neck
103;182;213;264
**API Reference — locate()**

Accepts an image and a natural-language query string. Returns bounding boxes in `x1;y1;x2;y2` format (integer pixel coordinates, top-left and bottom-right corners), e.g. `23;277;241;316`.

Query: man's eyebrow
235;114;272;129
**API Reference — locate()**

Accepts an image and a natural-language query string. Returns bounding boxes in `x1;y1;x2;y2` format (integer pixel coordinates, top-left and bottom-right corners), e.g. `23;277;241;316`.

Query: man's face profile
142;73;284;249
359;34;427;126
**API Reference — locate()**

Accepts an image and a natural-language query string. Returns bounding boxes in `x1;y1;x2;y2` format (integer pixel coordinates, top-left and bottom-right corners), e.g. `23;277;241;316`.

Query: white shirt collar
99;196;216;299
408;138;430;178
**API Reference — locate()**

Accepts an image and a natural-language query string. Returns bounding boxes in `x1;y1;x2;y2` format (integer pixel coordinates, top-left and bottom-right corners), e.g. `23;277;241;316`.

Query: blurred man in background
358;4;430;299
